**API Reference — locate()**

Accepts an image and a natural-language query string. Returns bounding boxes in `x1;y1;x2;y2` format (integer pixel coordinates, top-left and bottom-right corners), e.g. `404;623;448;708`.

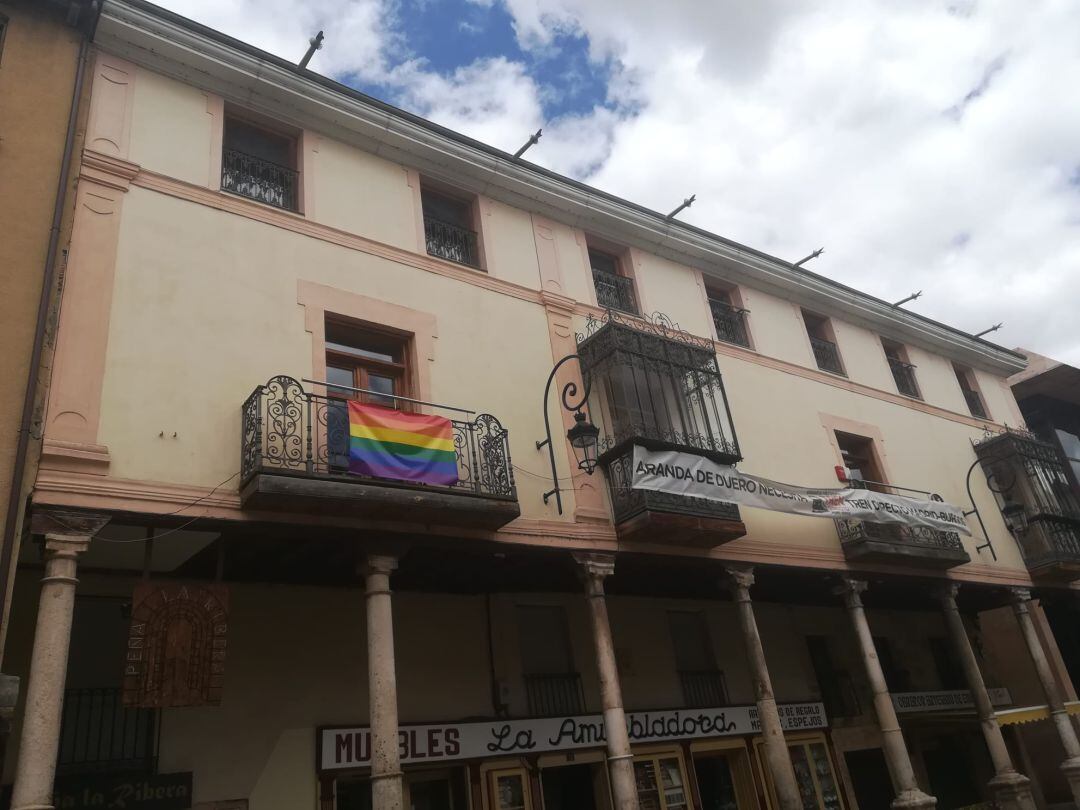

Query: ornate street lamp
1000;499;1029;536
537;354;598;515
963;452;1023;561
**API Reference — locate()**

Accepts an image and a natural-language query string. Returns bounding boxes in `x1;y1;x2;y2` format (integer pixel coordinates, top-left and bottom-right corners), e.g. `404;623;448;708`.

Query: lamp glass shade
567;411;600;475
1001;500;1028;534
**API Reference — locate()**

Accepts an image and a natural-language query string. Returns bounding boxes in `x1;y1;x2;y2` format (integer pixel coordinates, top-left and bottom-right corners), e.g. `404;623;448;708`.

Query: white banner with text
631;446;971;536
319;702;827;770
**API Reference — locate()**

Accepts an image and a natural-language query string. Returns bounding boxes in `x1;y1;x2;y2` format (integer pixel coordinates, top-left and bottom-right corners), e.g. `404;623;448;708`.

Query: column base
890;789;936;809
1060;756;1080;807
988;771;1036;810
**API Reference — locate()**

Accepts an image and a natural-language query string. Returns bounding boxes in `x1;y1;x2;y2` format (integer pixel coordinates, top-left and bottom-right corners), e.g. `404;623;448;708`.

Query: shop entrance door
540;763;600;810
843;748;892;810
692;749;759;809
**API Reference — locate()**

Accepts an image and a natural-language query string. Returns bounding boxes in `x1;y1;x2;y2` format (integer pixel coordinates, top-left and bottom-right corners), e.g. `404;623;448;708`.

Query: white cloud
155;0;1080;362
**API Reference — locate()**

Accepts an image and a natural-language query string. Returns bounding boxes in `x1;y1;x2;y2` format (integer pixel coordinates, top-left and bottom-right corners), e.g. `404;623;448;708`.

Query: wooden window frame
753;732;846;810
834;430;889;492
631;748;693;810
324;316;411;409
687;739;760;810
487;766;534;810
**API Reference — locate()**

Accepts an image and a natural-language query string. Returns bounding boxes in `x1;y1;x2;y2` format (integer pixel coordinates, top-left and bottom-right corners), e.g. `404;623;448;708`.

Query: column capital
833;576;868;607
572;553;615;596
1008;587;1032;606
723;565;755;599
30;510;109;539
365;554;399;577
42;534;91;559
933;581;961;606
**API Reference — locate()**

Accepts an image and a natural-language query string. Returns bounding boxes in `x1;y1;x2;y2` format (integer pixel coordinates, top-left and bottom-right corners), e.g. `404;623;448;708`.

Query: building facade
5;2;1080;810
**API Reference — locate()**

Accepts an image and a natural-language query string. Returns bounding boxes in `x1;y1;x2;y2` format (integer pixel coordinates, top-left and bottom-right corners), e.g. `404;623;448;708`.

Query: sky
158;0;1080;364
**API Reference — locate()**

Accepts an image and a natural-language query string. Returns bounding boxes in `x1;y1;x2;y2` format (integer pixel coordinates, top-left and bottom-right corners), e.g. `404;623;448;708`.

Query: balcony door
517;605;584;716
324;318;409;470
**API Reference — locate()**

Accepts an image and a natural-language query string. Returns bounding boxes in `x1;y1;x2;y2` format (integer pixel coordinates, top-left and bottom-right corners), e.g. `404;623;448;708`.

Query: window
802;311;845;375
755;735;844;810
489;768;532;810
421;187;480;268
706;286;750;348
1057;429;1080;490
517;605;583;716
324;318;409;469
929;637;966;690
873;636;909;692
953;364;988;419
633;753;691;810
882;338;921;399
668;611;727;707
221;113;299;210
805;636;860;718
589;247;638;314
835;431;886;492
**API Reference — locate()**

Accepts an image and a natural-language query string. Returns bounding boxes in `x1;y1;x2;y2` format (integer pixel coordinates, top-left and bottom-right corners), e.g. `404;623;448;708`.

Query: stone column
938;584;1034;810
1009;587;1080;805
725;566;801;810
11;534;91;810
365;554;403;810
574;553;638;810
836;577;936;809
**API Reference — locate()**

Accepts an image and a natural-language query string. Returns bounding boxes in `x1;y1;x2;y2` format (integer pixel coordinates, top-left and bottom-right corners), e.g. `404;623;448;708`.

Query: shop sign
630;446;971;536
892;688;1011;714
52;772;193;810
318;702;827;771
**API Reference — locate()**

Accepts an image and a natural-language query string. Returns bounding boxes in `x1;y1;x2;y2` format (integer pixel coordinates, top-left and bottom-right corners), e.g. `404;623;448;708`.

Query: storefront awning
995;701;1080;727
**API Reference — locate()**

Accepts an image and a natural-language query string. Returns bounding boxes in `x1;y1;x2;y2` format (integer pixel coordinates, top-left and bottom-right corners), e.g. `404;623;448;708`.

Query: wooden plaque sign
123;582;228;708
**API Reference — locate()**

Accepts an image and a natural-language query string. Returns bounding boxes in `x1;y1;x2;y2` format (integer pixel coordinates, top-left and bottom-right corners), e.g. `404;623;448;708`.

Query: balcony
708;299;750;348
835;518;970;569
592;270;639;315
963;389;988;419
57;688;158;775
810;336;844;375
975;428;1080;579
523;673;586;717
888;358;921;399
221;149;298;211
424;217;480;268
679;669;728;708
240;376;520;529
578;310;746;547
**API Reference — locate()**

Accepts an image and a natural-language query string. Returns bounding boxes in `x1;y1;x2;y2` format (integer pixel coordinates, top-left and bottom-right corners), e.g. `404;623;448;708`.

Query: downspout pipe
0;3;99;661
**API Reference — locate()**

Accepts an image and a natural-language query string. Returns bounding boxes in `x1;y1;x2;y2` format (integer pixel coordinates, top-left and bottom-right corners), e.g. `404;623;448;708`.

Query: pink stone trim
86;53;136;159
205;93;223;191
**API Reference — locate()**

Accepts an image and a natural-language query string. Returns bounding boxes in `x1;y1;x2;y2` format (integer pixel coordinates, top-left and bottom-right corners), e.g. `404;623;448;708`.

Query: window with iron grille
953;364;988;419
802;311;845;376
806;636;861;718
221;115;299;211
422;188;480;268
589;248;638;314
668;611;727;708
517;605;584;716
706;287;750;348
882;338;921;399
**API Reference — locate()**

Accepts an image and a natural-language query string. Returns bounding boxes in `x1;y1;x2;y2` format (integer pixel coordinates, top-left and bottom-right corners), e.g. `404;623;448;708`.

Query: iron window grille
809;336;844;375
963;388;988;419
57;688;159;775
834;518;965;553
592;270;639;315
888;357;921;399
678;669;728;708
708;298;750;348
221;148;299;211
242;375;516;500
523;673;585;717
424;217;480;268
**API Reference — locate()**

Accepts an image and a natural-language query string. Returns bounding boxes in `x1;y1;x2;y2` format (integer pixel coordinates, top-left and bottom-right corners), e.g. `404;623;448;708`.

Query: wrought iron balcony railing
809;336;844;375
424;217;480;268
835;518;965;552
592;270;639;315
708;299;750;348
888;358;921;399
221;148;299;211
241;376;515;500
57;688;158;775
963;389;987;419
678;669;728;708
523;673;586;717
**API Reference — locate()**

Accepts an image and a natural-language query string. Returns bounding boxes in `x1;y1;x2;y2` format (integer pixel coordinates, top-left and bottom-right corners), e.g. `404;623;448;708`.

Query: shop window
872;636;910;693
221;113;299;211
540;763;605;810
668;611;727;708
705;285;750;348
881;338;921;399
691;745;758;810
633;752;691;810
805;636;861;718
517;605;584;716
953;363;989;419
802;311;845;376
929;636;966;690
835;431;886;493
755;734;844;810
421;186;481;268
489;767;532;810
590;247;639;314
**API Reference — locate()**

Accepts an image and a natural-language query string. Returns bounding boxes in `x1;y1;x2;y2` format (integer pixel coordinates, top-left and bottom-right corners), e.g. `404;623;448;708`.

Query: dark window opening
517;605;584;716
668;611;727;708
806;635;861;718
706;287;750;348
835;431;886;492
882;338;921;399
589;248;638;314
221;115;298;211
929;636;966;690
422;188;480;268
873;636;910;692
803;311;844;375
954;364;988;419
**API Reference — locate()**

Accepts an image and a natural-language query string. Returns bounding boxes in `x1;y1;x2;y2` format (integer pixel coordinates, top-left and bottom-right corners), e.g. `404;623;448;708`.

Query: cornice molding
94;0;1026;376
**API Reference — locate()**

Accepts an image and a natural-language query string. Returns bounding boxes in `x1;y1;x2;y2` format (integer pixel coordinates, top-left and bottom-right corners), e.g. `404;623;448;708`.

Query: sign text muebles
631;446;971;536
318;702;827;771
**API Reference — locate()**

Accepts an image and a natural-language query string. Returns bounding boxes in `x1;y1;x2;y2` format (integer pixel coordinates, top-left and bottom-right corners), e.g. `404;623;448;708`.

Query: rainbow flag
347;402;458;486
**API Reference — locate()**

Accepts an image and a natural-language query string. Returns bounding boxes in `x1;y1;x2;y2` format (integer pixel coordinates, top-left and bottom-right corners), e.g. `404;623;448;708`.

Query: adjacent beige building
5;2;1080;810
